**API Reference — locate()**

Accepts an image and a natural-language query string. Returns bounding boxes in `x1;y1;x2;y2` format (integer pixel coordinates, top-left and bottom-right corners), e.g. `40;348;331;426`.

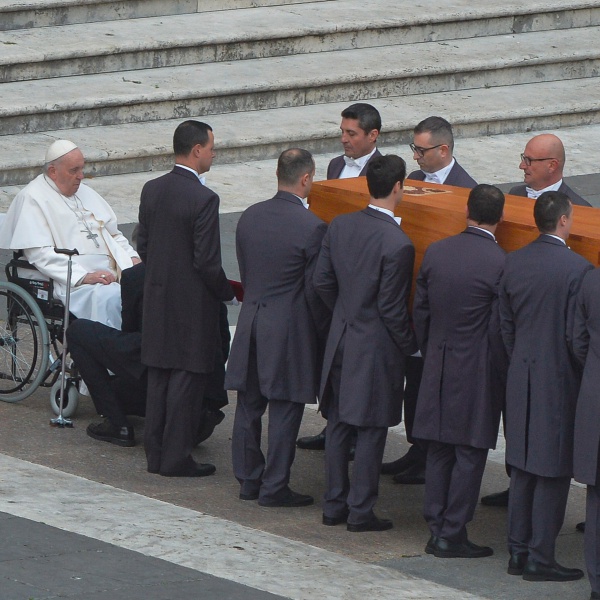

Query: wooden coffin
308;178;600;287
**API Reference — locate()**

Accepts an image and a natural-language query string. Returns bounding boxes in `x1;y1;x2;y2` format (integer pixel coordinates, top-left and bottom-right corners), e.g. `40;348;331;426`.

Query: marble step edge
1;27;599;135
3;0;600;82
0;0;325;31
0;78;598;186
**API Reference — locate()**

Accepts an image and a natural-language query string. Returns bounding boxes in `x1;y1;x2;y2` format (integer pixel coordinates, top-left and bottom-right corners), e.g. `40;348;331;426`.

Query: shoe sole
239;493;259;501
347;524;393;532
258;499;314;507
522;573;583;582
434;550;493;559
507;567;524;576
86;430;135;447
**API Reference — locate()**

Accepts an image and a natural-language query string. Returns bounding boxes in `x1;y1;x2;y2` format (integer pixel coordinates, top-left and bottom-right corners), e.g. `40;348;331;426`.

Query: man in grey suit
297;102;382;452
572;268;600;599
315;154;418;532
226;149;329;507
509;134;591;207
382;115;478;486
138;120;234;477
412;184;506;558
407;116;477;188
500;191;592;581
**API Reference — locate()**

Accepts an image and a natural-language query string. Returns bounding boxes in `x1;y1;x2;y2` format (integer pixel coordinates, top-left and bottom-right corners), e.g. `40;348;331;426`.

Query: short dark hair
173;120;212;156
341;103;382;135
366;154;406;199
277;148;314;186
414;116;454;152
534;191;572;233
467;184;505;226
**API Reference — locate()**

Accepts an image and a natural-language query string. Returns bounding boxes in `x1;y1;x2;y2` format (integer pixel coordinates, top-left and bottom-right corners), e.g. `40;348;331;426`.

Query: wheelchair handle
54;248;79;257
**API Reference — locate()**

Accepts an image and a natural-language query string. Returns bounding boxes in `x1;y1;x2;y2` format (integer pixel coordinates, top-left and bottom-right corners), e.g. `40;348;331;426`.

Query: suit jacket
137;167;233;373
509;182;591;207
572;268;600;485
315;207;418;427
407;160;477;189
499;235;593;477
326;149;382;180
224;191;329;403
412;228;506;449
120;262;145;334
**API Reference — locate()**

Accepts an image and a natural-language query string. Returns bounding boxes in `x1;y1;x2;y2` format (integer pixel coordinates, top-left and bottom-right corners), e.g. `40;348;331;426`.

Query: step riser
4;59;599;136
3;106;600;187
4;7;600;83
0;0;322;31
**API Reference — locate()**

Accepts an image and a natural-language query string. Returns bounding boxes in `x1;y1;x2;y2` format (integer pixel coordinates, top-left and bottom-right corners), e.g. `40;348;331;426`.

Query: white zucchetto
45;140;78;164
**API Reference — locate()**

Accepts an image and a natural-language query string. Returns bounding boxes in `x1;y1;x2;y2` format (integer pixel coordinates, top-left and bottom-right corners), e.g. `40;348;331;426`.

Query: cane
50;247;79;428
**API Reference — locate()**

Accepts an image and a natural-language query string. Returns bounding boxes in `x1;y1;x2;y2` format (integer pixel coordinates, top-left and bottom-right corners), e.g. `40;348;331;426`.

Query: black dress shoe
425;535;438;554
86;419;135;447
381;455;416;475
296;429;326;450
160;463;216;477
347;515;393;532
258;490;314;507
591;591;600;599
480;488;509;507
194;409;226;446
522;559;584;582
577;521;586;533
322;509;349;526
239;491;259;501
433;537;493;558
507;552;528;575
392;463;426;485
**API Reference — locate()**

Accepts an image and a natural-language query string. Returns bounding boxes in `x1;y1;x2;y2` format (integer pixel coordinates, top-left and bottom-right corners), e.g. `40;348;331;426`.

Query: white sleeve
23;247;88;287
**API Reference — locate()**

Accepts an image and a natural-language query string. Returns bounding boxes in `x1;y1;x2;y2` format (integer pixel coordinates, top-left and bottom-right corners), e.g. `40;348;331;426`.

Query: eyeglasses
520;154;556;166
410;143;444;158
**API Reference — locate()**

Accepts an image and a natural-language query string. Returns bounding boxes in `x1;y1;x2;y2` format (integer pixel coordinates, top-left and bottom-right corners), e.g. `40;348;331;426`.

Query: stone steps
2;26;600;138
2;78;598;186
2;0;599;82
1;0;599;189
0;0;323;31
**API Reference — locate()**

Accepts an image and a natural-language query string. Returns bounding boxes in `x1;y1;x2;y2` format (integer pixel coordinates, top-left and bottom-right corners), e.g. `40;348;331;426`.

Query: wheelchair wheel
0;281;50;402
49;379;79;417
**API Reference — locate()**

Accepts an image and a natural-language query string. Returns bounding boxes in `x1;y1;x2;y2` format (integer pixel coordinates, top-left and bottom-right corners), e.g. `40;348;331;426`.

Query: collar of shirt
423;158;455;185
368;204;401;225
525;179;562;199
468;225;496;241
294;194;309;209
543;233;567;245
175;163;206;185
340;148;377;179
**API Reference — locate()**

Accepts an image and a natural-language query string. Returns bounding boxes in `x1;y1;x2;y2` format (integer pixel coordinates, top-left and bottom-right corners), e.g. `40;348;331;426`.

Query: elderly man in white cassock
0;140;140;328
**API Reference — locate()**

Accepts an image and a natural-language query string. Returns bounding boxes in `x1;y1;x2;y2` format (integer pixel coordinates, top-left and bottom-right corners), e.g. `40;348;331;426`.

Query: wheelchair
0;253;81;416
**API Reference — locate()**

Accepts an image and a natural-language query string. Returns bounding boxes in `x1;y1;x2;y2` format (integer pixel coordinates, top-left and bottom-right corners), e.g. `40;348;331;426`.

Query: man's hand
82;271;116;285
132;257;142;265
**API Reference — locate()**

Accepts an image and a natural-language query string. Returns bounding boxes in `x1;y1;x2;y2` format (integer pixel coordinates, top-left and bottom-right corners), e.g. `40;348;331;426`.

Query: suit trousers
145;367;207;475
231;328;305;501
508;465;571;564
423;441;488;542
585;456;600;593
324;337;388;524
67;319;146;428
403;356;427;461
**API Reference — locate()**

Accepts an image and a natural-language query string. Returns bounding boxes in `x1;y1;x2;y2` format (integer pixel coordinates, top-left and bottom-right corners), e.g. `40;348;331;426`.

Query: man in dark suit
326;102;382;180
407;116;477;188
226;148;329;507
315;154;417;532
412;184;506;558
509;134;591;207
297;102;381;452
383;116;478;485
500;191;591;581
67;262;146;447
138;120;234;478
572;268;600;599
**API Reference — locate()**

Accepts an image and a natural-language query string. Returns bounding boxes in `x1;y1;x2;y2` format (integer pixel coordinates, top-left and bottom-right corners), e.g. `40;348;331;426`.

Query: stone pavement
1;125;599;600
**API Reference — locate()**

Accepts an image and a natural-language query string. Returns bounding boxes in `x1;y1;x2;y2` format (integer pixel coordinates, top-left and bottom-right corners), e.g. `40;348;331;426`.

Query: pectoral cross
82;229;100;248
